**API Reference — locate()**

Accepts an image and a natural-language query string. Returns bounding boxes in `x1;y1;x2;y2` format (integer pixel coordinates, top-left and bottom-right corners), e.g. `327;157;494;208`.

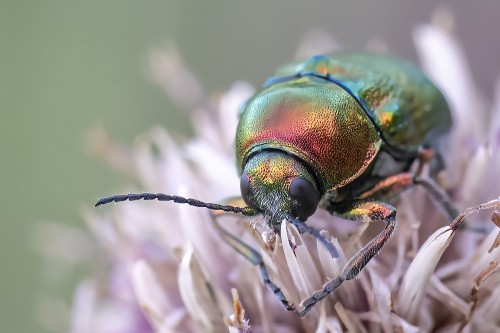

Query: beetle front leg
209;211;295;312
335;201;397;281
296;200;396;316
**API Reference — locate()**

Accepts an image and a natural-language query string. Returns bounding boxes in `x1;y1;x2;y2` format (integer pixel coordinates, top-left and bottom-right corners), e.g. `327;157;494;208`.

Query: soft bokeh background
2;1;500;332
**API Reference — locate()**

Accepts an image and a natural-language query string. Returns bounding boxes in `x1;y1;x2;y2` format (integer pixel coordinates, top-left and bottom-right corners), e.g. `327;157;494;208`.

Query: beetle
96;53;455;316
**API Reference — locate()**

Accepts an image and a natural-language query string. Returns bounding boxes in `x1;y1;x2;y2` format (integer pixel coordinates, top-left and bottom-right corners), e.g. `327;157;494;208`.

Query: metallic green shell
275;53;452;152
236;53;452;193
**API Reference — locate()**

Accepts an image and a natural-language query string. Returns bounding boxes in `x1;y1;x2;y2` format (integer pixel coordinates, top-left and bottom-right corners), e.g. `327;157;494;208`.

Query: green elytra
273;53;451;150
96;53;455;316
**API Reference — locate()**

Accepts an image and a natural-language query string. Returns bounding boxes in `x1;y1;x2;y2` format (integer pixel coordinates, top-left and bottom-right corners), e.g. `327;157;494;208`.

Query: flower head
62;10;500;333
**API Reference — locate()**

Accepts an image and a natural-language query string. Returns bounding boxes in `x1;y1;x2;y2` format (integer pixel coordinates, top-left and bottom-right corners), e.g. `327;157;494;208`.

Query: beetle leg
413;175;458;221
358;172;415;202
389;175;492;233
287;216;340;258
209;208;295;312
358;172;459;222
416;147;435;176
296;200;396;316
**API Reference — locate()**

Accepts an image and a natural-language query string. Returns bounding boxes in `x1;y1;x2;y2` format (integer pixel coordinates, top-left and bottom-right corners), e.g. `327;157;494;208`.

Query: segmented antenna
95;192;255;216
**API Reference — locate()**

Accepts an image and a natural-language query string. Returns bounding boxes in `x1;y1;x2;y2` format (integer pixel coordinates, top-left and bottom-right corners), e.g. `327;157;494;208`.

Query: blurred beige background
1;1;499;332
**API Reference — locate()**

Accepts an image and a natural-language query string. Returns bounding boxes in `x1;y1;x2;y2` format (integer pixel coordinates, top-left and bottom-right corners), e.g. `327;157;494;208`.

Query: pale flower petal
178;247;231;332
459;145;489;203
150;46;204;109
70;281;96;333
281;222;322;299
41;11;500;333
131;260;172;329
333;302;367;333
397;226;454;322
413;11;483;135
489;79;500;150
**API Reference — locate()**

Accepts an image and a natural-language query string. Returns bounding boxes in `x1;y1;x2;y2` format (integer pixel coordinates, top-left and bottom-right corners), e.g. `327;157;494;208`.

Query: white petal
185;140;240;197
260;240;300;303
391;314;421;333
333;302;367;333
150;46;204;109
316;313;343;333
468;228;500;278
281;222;319;298
413;18;488;186
489;78;500;151
428;275;468;316
397;226;454;322
131;260;169;329
178;247;231;331
364;271;393;332
459;145;489;204
70;281;96;333
317;235;345;279
413;21;482;134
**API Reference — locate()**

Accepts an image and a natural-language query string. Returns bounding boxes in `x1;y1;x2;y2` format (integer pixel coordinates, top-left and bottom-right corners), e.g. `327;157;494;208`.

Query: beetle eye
240;173;252;207
289;178;319;221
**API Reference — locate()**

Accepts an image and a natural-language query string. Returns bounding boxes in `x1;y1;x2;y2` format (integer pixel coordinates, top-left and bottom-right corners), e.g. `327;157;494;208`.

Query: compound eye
240;173;252;207
289;178;319;221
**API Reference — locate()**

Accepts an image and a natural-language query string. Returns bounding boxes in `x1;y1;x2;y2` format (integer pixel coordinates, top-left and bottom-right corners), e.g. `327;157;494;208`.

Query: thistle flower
55;10;500;333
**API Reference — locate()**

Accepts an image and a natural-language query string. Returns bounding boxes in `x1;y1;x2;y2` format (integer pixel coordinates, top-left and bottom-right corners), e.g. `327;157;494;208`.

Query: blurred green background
2;1;500;332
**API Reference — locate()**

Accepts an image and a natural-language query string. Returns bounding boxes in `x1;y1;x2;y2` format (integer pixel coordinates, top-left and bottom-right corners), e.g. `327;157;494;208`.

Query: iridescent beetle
96;53;455;316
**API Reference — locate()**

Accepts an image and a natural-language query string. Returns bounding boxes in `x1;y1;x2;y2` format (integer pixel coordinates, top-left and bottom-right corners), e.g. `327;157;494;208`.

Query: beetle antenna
286;214;339;258
95;192;255;216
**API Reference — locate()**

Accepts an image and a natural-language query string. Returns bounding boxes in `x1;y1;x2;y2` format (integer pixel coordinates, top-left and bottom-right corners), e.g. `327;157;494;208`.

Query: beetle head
240;151;320;229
